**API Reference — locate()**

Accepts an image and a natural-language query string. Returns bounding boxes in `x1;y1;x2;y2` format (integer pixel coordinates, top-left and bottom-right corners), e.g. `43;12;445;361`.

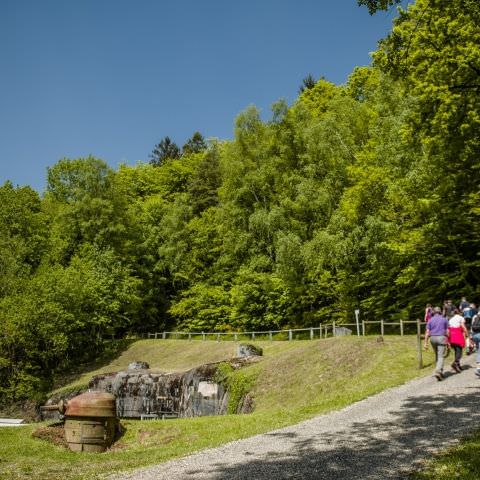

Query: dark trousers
451;344;463;364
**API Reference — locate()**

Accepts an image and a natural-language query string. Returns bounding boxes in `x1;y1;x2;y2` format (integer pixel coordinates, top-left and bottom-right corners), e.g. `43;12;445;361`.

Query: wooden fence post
269;331;273;341
417;318;423;369
289;330;292;341
381;319;384;337
400;319;404;336
234;333;238;342
362;320;365;336
333;321;336;337
310;328;314;340
202;332;205;341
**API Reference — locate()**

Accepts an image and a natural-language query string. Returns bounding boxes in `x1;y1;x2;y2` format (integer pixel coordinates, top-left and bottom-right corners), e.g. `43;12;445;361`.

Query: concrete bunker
87;345;262;420
88;362;228;419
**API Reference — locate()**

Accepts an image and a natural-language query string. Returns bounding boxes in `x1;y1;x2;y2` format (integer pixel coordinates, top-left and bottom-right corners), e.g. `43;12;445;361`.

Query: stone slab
0;418;26;427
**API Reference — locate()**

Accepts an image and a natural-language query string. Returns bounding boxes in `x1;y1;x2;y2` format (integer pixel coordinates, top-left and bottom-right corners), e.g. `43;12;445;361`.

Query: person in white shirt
448;309;468;373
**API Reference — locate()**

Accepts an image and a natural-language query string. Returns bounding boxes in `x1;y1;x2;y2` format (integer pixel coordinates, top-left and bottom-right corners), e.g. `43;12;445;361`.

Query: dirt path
108;355;480;479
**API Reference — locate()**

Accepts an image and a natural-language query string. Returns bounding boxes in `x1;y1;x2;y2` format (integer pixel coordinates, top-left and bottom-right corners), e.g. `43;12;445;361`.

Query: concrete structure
0;418;26;427
89;362;229;419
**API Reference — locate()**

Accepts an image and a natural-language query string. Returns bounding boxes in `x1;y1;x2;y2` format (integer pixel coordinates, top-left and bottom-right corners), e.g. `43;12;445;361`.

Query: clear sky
0;0;400;192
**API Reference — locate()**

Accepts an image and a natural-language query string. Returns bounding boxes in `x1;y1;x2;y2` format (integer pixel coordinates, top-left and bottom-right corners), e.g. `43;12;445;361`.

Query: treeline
1;0;479;403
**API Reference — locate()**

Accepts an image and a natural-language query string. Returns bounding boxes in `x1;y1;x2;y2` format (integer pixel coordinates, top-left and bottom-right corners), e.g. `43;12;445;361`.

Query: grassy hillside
0;336;434;480
54;338;240;392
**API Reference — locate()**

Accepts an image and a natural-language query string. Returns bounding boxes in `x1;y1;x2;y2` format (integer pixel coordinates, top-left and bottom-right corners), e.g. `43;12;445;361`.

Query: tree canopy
1;0;479;405
149;136;181;166
357;0;402;15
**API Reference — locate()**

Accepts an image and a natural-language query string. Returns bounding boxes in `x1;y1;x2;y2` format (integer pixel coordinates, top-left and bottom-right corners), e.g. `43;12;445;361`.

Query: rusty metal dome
65;391;116;418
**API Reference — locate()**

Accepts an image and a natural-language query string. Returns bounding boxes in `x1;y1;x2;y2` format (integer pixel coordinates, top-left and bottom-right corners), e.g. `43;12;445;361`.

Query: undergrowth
215;362;258;413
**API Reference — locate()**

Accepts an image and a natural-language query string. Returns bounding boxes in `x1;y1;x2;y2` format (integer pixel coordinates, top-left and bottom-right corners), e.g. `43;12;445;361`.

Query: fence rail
146;319;425;342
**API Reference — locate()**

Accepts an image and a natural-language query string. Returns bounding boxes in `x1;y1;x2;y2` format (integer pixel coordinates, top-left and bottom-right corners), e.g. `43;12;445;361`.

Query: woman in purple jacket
424;306;449;381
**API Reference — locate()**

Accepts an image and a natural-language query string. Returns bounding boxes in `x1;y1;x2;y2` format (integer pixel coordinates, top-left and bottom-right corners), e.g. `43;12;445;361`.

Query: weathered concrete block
334;327;352;336
88;363;227;419
236;343;263;357
128;361;150;370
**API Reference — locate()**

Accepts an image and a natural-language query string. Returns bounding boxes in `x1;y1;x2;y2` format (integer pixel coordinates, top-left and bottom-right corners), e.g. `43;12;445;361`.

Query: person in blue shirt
463;303;477;354
470;313;480;377
459;297;470;311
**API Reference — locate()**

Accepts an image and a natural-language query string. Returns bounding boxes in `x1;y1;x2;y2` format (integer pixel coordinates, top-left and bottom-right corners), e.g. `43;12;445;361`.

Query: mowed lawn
0;336;435;480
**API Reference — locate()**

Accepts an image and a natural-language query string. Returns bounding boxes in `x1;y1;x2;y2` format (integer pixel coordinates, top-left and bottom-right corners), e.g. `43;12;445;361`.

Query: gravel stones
108;355;480;480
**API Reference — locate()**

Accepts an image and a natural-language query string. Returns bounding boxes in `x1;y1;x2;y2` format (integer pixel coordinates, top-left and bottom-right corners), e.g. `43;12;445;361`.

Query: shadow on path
183;384;480;479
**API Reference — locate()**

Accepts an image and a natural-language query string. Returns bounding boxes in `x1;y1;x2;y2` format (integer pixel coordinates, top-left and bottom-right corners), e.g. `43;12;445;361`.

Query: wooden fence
146;319;425;341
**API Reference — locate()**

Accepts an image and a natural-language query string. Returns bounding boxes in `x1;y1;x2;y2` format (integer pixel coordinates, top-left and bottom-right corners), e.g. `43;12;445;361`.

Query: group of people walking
423;298;480;381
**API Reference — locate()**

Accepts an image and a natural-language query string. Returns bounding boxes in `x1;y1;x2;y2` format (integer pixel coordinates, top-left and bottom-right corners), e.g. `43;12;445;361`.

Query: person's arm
461;318;469;337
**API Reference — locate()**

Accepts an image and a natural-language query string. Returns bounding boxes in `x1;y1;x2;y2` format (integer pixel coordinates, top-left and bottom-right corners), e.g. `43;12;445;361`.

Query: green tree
149;136;181;166
372;0;480;304
297;78;340;118
0;182;48;298
298;73;316;94
45;157;133;261
182;131;207;155
357;0;401;15
0;247;141;403
187;147;222;215
169;283;231;332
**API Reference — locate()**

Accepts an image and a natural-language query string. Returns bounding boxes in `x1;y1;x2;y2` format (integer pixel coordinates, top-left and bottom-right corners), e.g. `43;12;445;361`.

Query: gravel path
108;355;480;480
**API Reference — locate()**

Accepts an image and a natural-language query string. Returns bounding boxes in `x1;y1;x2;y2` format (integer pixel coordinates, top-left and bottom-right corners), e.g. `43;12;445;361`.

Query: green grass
0;336;435;480
411;429;480;480
53;339;239;393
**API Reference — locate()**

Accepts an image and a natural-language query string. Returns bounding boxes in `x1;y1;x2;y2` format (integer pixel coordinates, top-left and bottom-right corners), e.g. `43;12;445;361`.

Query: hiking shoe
475;369;480;377
435;372;443;381
452;362;462;373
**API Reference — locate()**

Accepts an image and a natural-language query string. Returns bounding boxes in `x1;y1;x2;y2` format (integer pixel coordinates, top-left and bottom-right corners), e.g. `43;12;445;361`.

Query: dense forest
1;0;479;404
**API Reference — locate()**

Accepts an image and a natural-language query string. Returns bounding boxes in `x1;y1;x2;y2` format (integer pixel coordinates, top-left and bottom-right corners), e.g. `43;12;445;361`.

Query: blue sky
0;0;399;192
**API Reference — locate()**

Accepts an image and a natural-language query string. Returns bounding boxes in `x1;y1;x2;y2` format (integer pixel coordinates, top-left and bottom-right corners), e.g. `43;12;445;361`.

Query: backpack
471;315;480;333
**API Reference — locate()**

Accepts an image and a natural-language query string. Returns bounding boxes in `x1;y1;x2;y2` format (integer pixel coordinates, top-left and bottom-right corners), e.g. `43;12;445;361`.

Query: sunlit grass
411;429;480;480
0;336;435;479
54;339;238;392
